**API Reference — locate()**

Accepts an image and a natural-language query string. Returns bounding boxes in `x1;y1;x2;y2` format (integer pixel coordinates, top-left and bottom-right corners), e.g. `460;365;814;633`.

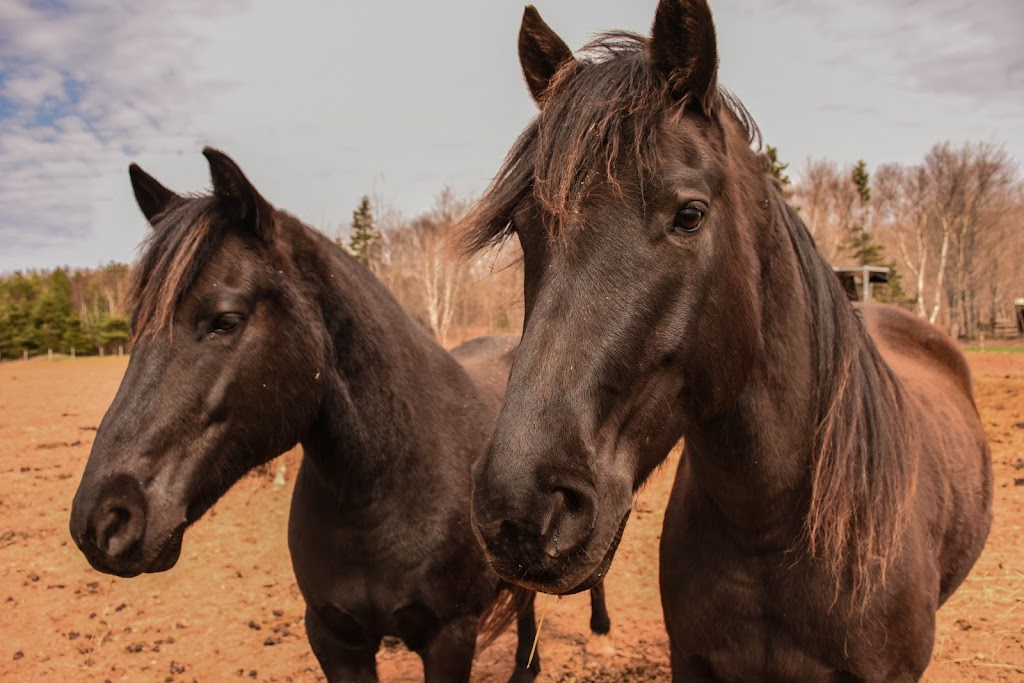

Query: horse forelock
129;196;223;340
459;32;761;255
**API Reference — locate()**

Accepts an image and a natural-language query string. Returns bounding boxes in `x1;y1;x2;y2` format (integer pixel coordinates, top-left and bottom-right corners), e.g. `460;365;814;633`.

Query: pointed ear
649;0;719;115
202;147;274;241
129;163;179;226
519;5;575;105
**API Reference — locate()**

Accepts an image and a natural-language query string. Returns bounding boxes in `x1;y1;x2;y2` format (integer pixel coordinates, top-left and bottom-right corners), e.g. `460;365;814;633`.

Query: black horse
69;148;609;681
462;2;991;681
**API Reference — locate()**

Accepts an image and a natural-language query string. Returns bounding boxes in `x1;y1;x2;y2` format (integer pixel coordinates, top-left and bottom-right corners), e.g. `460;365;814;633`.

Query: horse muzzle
472;461;632;594
70;473;186;578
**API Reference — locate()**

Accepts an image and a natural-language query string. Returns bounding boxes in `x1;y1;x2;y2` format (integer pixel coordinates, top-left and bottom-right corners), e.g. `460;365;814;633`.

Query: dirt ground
1;352;1021;682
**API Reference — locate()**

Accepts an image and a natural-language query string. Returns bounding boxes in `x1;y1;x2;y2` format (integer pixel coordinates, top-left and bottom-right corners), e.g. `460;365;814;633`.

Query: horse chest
663;531;939;682
665;560;855;681
310;598;444;653
288;469;490;650
661;501;866;679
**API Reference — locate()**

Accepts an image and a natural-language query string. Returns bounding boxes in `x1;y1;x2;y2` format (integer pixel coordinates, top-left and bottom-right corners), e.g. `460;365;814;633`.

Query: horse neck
684;187;903;549
283;220;481;503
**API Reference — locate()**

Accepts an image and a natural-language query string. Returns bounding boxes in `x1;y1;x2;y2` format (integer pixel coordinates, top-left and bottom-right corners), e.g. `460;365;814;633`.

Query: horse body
661;300;991;681
860;304;992;604
463;2;991;681
287;305;515;677
69;149;605;682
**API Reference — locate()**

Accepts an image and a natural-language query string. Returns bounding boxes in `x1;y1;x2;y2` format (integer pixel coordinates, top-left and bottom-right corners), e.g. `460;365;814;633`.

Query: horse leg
588;579;611;635
507;593;540;683
304;605;380;683
419;614;478;683
585;581;616;661
585;579;615;662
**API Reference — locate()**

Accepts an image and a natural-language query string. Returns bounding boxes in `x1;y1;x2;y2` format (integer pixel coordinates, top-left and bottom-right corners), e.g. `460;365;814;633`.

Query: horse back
449;334;519;416
858;303;975;399
859;303;993;603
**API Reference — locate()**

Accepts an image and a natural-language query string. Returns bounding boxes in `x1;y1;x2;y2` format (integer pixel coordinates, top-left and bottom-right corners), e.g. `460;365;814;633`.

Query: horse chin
80;525;184;579
143;525;186;573
557;508;631;595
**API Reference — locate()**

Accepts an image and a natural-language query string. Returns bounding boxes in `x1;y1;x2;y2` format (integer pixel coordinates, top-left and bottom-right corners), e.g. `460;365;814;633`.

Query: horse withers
462;2;992;680
68;148;609;682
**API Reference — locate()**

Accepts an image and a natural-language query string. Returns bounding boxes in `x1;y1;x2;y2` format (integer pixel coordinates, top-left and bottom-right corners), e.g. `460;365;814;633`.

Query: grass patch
962;345;1024;354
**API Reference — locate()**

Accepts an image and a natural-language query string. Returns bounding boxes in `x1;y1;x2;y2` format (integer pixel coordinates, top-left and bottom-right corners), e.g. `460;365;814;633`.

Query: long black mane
775;192;915;601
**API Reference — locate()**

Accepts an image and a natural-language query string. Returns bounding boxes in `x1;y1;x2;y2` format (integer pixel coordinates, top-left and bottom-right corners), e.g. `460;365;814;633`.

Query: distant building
833;265;889;303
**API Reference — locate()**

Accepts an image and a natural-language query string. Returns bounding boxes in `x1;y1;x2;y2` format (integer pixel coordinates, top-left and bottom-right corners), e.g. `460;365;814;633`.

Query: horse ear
649;0;719;115
519;5;574;105
202;147;274;241
128;163;179;226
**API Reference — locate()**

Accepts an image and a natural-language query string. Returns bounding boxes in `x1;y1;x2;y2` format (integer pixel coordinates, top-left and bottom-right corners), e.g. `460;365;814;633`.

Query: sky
1;0;1021;272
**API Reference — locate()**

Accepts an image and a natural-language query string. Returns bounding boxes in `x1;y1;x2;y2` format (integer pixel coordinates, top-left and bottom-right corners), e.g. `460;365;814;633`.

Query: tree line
2;139;1019;361
788;141;1022;338
345;186;523;348
0;264;131;359
359;139;1021;346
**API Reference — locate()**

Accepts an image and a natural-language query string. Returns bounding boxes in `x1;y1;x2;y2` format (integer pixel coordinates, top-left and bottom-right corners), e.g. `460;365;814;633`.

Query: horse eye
211;314;242;334
673;206;705;234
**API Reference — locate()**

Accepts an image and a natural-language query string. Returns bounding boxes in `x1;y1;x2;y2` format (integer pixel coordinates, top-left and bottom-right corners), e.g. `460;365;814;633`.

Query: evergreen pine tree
62;315;93;355
764;145;791;195
840;161;905;303
99;317;131;354
34;269;72;352
347;196;379;266
851;159;871;204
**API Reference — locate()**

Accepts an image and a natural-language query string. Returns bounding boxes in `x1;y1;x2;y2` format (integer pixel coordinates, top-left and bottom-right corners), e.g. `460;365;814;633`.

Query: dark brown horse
462;2;992;680
68;149;609;682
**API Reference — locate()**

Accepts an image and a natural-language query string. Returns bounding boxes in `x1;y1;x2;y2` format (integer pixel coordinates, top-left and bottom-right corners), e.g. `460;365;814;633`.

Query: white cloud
2;66;65;110
0;0;1021;272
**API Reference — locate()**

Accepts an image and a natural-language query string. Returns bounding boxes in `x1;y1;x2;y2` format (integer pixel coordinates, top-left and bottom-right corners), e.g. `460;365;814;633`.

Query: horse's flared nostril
474;478;597;566
93;502;145;559
77;473;150;566
542;485;595;558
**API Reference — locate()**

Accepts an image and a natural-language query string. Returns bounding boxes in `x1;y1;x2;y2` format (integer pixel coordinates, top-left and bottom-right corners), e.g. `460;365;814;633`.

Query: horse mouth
495;508;631;596
87;524;185;579
144;525;186;573
558;509;631;595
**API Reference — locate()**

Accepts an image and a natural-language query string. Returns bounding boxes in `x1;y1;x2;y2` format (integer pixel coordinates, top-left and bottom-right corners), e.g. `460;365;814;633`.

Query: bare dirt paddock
1;353;1022;682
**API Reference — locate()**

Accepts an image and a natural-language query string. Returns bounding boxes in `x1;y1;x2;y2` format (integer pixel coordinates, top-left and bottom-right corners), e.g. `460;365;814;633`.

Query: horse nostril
473;470;597;566
543;485;595;559
95;506;126;553
93;501;145;559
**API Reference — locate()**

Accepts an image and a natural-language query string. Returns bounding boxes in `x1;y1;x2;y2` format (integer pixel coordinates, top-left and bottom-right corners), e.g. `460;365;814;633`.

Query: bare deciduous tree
790;159;860;263
873;143;1020;336
874;163;931;316
922;143;1015;333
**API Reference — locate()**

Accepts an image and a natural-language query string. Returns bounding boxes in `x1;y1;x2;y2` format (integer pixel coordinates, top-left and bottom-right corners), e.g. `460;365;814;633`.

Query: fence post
71;347;76;359
48;348;53;360
118;345;124;357
23;349;28;361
